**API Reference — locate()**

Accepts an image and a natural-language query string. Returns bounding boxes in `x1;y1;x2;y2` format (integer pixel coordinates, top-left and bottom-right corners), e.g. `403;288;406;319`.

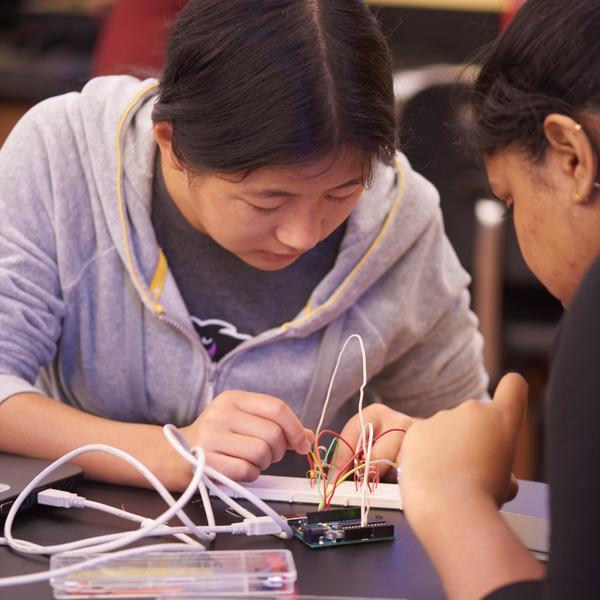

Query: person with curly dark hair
399;1;600;597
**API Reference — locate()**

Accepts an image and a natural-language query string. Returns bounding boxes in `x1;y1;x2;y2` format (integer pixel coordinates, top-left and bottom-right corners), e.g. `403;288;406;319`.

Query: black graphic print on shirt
190;317;251;362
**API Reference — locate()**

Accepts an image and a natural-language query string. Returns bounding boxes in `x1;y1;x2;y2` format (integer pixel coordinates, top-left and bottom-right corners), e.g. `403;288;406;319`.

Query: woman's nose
275;208;322;253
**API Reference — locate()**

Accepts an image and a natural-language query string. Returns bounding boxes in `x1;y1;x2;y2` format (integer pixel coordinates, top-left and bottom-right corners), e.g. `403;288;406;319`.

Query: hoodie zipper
157;310;215;421
157;309;290;417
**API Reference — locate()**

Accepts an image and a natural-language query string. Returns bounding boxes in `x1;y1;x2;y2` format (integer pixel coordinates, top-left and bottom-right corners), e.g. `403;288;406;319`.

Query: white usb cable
314;333;374;527
0;425;290;589
0;333;375;589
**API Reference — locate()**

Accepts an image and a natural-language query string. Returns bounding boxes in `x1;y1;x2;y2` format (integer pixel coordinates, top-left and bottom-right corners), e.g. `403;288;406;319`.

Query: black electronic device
0;453;82;520
287;507;394;549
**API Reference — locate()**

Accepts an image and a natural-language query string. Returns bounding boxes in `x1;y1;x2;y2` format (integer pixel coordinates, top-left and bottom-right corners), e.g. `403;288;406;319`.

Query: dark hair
467;0;600;160
152;0;396;179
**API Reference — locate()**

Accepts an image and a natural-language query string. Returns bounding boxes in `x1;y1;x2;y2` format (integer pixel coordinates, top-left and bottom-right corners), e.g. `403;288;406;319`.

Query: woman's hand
399;373;527;522
334;404;414;481
396;374;544;600
179;390;313;483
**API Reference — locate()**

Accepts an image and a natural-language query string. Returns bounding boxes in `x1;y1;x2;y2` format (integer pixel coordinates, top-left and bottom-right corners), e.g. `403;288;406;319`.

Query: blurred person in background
398;0;600;597
500;0;526;30
91;0;188;77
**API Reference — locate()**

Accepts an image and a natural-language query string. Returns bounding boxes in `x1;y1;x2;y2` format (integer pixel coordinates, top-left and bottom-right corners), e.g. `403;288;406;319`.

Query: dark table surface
0;478;442;600
0;474;548;600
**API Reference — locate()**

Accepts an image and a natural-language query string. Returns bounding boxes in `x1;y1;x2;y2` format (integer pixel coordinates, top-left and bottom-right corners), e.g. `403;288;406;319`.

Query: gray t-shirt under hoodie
151;157;344;361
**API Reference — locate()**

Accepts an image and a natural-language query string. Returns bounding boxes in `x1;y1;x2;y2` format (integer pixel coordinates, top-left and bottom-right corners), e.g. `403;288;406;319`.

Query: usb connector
37;489;85;509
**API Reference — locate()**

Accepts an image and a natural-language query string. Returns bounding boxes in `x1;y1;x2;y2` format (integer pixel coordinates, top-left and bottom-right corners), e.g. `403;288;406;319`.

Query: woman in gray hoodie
0;0;487;490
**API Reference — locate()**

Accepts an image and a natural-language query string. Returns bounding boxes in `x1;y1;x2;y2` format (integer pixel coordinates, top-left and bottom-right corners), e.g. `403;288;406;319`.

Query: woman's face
166;150;366;271
486;149;600;306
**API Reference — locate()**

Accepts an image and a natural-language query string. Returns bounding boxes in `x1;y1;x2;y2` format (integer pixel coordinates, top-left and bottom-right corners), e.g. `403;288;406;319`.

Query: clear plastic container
50;548;296;598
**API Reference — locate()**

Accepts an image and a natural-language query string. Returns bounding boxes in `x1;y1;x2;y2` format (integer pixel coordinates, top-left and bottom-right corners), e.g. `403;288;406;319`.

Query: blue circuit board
287;507;395;549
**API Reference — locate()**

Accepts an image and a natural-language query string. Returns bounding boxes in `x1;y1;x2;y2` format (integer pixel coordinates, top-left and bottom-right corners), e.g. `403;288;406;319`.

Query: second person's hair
468;0;600;160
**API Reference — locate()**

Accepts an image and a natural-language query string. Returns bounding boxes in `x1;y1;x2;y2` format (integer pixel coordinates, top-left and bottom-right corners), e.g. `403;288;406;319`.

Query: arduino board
287;507;394;549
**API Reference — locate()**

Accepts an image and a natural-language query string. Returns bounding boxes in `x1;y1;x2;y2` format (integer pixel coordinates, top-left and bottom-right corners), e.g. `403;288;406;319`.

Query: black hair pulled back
468;0;600;160
152;0;397;178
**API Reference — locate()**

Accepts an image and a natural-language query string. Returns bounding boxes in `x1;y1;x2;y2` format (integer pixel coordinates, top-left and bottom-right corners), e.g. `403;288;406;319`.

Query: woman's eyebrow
245;177;364;198
329;176;364;189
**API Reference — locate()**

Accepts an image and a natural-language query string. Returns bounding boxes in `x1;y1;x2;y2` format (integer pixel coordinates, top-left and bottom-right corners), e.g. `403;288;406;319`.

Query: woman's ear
153;121;185;172
544;113;598;203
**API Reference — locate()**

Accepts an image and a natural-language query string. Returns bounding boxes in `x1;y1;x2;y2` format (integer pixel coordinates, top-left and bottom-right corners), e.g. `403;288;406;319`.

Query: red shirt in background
500;0;527;30
92;0;189;77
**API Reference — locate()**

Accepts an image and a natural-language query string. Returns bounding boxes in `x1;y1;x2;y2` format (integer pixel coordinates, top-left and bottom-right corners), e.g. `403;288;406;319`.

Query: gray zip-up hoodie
0;76;488;431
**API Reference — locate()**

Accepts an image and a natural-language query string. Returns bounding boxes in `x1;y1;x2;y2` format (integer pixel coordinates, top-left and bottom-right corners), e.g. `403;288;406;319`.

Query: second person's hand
398;373;528;522
333;404;413;481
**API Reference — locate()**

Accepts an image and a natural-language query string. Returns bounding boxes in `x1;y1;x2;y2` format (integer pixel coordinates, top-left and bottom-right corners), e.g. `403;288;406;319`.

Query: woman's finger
492;373;529;433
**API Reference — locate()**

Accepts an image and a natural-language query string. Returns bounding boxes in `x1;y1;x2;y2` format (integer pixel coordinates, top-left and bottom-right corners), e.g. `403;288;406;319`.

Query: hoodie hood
78;77;162;314
76;76;445;337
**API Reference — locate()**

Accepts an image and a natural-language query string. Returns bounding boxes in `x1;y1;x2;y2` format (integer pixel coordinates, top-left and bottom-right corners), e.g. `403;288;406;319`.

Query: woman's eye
326;194;353;203
250;204;279;215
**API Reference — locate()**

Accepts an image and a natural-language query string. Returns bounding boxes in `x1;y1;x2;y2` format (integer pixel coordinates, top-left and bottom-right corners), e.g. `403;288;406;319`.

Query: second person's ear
543;114;598;203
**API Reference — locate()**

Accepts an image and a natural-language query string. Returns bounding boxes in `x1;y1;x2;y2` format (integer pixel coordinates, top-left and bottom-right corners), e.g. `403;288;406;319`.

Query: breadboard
215;475;403;509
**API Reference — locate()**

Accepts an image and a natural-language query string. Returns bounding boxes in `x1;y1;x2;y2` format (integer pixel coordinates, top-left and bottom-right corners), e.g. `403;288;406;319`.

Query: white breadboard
215;475;403;509
212;475;549;555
